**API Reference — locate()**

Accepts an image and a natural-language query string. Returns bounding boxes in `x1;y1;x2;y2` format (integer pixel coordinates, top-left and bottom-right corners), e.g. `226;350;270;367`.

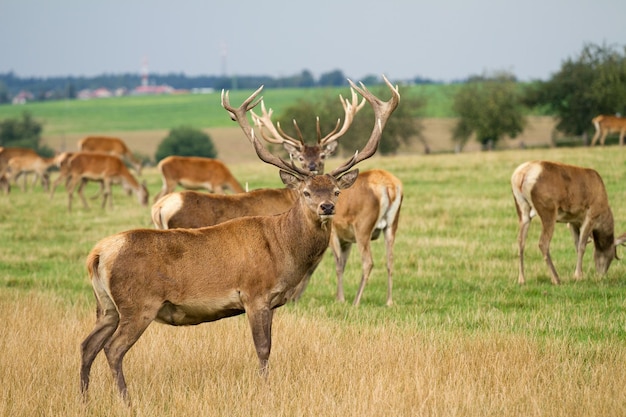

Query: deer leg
573;221;592;280
590;130;601;146
383;226;397;307
538;216;560;285
102;180;113;209
77;179;91;209
329;232;351;303
80;307;120;397
246;306;274;377
353;240;374;307
103;313;155;403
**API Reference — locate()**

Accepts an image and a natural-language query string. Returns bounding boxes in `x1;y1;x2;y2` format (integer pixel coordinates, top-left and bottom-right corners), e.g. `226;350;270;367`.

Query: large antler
330;75;401;178
250;87;366;150
318;88;366;146
250;101;305;150
221;87;310;178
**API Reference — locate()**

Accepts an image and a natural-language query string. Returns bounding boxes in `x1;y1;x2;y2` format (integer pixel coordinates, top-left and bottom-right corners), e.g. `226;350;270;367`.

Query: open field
1;146;626;416
0;84;558;162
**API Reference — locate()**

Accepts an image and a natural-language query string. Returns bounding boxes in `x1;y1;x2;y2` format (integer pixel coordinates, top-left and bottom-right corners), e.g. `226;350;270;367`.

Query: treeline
0;69;438;104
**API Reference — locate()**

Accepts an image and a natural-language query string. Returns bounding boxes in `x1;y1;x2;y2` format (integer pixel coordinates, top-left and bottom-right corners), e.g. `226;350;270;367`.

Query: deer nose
308;162;319;172
320;202;335;215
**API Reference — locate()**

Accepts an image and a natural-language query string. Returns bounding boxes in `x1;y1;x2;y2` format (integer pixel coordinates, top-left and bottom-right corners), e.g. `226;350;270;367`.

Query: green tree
0;111;53;155
276;84;425;156
452;71;526;151
155;126;217;162
523;42;626;140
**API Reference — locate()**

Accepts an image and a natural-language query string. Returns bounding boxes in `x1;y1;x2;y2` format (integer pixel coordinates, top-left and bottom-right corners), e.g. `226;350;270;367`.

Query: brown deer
590;115;626;146
78;136;143;175
0;147;39;194
80;79;399;402
152;77;403;306
252;76;403;306
153;155;245;202
62;152;148;212
511;160;626;284
5;153;57;192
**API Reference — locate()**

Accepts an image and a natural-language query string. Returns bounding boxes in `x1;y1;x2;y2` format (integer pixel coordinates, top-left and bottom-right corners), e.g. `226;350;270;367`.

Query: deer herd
2;78;626;402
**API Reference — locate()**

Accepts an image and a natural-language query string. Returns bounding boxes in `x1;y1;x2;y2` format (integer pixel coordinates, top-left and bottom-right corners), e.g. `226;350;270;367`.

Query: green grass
0;84;467;136
2;146;626;415
2;147;626;342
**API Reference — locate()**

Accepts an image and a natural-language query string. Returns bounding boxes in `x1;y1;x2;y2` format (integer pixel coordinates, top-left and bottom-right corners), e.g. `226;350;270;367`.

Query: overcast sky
1;0;624;83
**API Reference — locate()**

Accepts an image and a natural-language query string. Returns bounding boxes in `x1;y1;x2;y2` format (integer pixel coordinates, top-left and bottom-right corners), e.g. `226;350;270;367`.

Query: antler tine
329;75;401;177
319;87;367;146
250;100;304;149
249;129;310;178
222;86;310;177
221;85;264;144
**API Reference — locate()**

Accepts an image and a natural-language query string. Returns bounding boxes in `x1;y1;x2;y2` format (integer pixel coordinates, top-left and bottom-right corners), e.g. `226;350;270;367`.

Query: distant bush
0;111;54;156
155;126;217;162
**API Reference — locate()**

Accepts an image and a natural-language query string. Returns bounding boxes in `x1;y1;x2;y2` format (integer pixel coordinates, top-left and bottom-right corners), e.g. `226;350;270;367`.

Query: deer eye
320;154;326;160
334;190;341;197
303;191;311;198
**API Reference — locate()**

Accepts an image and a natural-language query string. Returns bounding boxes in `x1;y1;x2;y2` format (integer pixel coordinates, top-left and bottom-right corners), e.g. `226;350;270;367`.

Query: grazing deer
78;136;143;175
511;160;626;284
0;147;39;194
590;115;626;146
6;153;57;192
63;152;148;212
153;155;245;202
80;79;399;402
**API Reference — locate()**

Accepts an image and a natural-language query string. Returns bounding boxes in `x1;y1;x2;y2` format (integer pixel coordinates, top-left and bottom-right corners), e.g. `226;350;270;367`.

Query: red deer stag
590;115;626;146
6;153;57;192
152;77;403;306
78;136;143;175
511;160;626;284
153;155;245;202
79;80;399;402
0;147;39;194
63;152;148;212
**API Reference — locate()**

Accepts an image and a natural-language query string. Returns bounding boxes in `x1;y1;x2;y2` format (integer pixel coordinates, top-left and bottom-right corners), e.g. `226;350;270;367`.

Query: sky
1;0;625;83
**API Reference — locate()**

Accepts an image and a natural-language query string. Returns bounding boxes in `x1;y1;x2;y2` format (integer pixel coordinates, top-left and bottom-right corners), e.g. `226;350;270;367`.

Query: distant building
132;84;174;95
12;90;34;104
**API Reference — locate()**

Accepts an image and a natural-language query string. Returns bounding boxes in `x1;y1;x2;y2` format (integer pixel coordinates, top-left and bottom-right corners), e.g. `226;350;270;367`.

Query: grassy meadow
1;146;626;416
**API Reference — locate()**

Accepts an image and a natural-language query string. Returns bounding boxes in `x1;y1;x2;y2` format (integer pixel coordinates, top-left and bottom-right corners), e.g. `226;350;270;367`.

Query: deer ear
279;170;300;189
336;169;359;189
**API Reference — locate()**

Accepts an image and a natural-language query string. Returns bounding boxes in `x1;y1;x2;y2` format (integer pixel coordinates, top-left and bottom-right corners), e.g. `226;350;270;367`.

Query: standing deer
153;155;245;202
80;79;399;402
152;78;402;306
63;152;148;212
5;153;57;192
0;147;39;194
590;115;626;146
511;160;626;284
78;136;143;175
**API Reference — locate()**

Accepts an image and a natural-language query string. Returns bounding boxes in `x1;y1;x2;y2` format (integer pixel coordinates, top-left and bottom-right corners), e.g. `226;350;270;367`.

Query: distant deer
152;77;403;305
80;79;399;402
153;155;245;202
62;152;148;212
78;136;143;175
511;160;626;284
5;153;57;192
0;147;39;194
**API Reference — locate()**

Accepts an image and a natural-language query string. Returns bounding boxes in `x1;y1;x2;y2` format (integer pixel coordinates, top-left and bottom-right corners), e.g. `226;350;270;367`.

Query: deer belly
155;297;244;325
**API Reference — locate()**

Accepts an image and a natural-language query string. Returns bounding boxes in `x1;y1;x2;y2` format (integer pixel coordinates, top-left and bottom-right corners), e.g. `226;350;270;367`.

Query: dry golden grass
1;291;625;417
